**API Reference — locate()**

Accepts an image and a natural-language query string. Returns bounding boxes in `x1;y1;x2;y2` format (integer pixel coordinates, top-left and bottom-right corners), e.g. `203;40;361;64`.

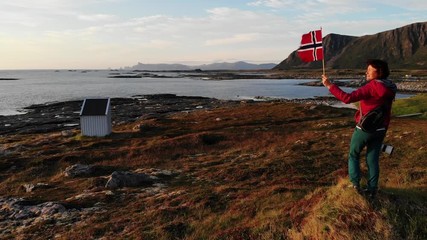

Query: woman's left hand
322;74;332;89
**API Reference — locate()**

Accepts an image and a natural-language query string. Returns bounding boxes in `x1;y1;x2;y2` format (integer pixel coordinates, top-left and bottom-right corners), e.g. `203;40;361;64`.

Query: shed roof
80;98;110;116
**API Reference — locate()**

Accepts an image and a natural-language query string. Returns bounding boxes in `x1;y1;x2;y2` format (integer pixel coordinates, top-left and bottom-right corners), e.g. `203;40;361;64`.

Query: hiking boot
362;188;377;199
347;184;362;193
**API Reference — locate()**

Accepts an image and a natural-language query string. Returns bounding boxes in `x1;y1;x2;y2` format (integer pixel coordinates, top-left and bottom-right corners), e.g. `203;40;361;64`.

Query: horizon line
0;60;281;71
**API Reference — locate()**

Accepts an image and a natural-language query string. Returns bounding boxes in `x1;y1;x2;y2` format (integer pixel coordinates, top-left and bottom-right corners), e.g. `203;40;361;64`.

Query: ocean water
0;70;408;116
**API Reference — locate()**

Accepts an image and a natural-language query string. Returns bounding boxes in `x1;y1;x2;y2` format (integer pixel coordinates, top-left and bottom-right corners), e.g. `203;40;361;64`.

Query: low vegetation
0;98;426;239
393;93;427;118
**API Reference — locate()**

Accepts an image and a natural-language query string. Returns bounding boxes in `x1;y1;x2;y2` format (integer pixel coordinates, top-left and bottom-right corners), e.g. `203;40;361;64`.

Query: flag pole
322;58;325;76
321;27;325;76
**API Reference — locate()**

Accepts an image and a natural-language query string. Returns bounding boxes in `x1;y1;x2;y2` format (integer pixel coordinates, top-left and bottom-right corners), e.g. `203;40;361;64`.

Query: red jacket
329;79;396;129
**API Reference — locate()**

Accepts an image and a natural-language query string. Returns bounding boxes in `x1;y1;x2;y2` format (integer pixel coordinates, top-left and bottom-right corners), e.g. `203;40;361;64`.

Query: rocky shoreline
0;94;343;136
0;94;235;135
1;77;425;136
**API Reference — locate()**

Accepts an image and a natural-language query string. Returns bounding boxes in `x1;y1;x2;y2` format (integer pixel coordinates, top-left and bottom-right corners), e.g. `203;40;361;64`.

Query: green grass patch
393;93;427;118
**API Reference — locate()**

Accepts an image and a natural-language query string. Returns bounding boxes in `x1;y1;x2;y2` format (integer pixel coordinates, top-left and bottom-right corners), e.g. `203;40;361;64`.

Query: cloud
57;7;295;65
248;0;295;8
382;0;427;10
1;1;426;69
248;0;427;19
0;1;121;29
70;7;292;48
0;0;111;9
249;0;370;15
323;18;420;36
205;33;260;46
147;40;175;49
78;14;117;22
0;1;74;10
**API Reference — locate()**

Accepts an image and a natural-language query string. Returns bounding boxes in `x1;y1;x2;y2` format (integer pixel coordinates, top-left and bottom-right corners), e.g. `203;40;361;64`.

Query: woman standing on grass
322;59;397;198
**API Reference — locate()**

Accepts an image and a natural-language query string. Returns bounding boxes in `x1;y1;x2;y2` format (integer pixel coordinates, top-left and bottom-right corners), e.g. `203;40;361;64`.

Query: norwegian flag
297;29;323;62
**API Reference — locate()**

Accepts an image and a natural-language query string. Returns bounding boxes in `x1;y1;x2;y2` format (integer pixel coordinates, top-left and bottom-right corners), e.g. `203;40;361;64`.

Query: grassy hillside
393;93;427;118
0;100;426;239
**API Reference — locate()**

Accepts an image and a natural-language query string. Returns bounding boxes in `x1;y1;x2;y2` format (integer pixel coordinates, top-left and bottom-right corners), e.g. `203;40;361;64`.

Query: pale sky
1;0;426;69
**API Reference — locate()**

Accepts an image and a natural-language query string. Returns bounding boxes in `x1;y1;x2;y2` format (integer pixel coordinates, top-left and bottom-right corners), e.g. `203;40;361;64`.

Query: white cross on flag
297;29;323;62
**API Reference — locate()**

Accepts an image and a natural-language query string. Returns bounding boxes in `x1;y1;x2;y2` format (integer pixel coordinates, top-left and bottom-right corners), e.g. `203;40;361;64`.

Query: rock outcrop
105;171;155;189
0;197;104;238
63;164;93;178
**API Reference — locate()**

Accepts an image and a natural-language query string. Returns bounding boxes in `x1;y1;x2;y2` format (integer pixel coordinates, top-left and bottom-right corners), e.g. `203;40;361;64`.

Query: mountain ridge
275;21;427;70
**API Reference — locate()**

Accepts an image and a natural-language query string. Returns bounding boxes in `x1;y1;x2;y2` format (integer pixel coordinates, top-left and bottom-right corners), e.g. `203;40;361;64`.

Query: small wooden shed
80;98;112;137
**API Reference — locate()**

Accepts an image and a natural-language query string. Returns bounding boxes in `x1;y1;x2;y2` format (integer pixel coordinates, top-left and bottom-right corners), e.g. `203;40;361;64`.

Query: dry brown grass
287;178;394;239
1;101;426;239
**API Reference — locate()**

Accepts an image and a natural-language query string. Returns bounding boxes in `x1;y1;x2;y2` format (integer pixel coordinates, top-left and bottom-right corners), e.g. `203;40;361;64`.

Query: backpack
357;104;387;133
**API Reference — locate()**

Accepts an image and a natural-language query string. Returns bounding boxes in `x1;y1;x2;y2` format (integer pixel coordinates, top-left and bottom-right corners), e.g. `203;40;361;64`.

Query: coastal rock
39;202;66;216
137;168;180;179
63;164;93;178
0;198;65;220
137;123;161;133
66;190;114;201
21;183;50;193
105;171;154;189
22;184;35;193
0;146;10;156
0;197;102;238
0;145;22;156
396;81;427;92
61;130;75;137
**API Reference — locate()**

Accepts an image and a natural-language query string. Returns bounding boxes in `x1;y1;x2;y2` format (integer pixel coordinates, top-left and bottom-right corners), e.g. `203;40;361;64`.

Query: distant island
123;61;277;71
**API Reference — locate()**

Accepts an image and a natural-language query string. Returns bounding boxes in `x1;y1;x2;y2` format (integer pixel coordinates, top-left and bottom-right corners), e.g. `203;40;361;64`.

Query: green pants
349;127;386;191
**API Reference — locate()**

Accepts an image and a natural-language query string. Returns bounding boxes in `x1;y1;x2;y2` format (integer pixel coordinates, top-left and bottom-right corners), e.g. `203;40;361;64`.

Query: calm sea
0;70;409;116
